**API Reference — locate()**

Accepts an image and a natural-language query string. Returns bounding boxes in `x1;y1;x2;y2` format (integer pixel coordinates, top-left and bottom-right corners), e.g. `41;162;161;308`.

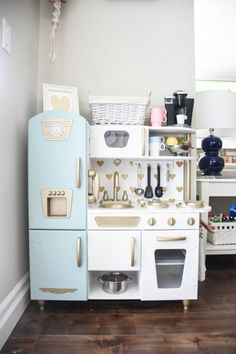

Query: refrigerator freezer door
28;111;88;230
29;230;87;300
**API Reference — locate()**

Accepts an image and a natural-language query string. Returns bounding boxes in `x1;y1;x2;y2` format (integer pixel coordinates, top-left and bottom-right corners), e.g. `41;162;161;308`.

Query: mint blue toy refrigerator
28;110;88;302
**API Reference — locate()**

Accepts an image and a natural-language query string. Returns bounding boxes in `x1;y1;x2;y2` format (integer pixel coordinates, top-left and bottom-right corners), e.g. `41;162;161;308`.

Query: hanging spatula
155;164;163;198
144;164;153;199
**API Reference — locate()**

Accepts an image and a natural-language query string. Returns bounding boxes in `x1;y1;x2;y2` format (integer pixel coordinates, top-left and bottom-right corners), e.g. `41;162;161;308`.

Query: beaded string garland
48;0;68;61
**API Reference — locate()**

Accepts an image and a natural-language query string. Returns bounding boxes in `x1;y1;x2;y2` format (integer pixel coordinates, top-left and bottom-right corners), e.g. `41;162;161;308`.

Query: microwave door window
104;131;129;148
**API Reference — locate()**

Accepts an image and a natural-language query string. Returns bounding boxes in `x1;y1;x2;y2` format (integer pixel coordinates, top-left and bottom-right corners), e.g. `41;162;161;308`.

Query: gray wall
38;0;195;122
0;0;39;303
0;0;194;304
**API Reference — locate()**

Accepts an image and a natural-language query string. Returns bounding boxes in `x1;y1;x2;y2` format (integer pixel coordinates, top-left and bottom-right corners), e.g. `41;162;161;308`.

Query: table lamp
195;90;236;176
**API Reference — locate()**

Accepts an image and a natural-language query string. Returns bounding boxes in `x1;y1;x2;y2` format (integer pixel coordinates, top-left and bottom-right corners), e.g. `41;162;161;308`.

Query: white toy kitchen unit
88;125;210;310
28;117;210;311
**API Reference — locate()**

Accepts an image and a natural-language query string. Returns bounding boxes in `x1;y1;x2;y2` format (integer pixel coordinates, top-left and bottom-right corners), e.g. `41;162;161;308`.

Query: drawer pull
156;236;186;241
76;237;81;267
131;237;135;267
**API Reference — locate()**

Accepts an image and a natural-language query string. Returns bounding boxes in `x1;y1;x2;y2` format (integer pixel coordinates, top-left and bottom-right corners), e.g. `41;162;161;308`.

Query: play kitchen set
28;90;210;311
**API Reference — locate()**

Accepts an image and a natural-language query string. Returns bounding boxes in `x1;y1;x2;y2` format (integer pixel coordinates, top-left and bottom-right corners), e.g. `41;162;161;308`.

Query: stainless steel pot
97;272;132;294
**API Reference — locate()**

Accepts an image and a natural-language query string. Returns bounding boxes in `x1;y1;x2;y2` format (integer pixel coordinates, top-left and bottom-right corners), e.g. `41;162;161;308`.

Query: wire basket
89;94;151;125
207;221;236;245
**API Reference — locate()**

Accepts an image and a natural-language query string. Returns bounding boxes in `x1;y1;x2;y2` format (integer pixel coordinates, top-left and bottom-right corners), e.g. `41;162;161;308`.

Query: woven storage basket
207;221;236;245
89;95;150;125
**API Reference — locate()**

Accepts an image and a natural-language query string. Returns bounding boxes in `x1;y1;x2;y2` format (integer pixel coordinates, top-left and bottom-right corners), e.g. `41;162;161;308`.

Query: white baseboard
0;272;30;350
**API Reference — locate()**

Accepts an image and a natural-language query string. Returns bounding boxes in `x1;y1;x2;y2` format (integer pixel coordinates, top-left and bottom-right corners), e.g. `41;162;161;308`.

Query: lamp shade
195;90;236;137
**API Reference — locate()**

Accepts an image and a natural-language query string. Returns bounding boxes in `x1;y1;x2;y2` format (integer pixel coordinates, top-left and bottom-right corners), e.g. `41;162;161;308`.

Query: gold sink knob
187;217;195;226
168;217;176;226
148;217;156;226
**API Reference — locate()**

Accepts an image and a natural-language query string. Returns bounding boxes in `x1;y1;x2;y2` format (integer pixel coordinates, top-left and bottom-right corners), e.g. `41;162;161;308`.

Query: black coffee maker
164;90;194;126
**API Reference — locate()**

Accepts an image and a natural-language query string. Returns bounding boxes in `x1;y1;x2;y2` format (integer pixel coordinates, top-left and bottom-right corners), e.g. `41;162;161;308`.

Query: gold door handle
156;236;186;241
76;158;81;188
76;237;81;267
131;237;135;267
142;128;146;156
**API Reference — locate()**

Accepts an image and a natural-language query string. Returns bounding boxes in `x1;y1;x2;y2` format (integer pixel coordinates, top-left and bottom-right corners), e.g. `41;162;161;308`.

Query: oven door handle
156;236;186;241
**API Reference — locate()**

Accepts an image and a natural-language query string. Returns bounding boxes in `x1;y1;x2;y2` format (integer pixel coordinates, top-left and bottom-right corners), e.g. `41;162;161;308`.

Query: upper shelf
148;126;196;135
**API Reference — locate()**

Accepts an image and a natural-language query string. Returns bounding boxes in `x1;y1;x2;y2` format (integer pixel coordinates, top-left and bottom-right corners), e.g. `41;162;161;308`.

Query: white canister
149;136;165;156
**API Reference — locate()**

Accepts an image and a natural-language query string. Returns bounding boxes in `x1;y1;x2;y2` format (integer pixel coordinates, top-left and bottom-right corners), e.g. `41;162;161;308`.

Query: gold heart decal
99;186;105;192
117;186;121;192
163;187;168;192
121;174;129;180
51;95;70;110
153;174;158;180
97;160;104;167
169;173;176;180
176;186;183;192
130;186;136;193
169;198;176;203
129;161;134;167
114;159;121;167
138;173;144;180
176;161;183;167
106;174;113;180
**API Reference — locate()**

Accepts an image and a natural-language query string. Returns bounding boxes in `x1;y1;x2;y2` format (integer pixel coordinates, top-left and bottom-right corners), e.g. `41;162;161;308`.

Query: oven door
140;230;199;300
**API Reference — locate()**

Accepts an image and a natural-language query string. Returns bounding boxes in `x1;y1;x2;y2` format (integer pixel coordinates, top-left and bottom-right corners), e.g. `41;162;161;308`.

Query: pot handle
97;276;104;284
127;277;132;283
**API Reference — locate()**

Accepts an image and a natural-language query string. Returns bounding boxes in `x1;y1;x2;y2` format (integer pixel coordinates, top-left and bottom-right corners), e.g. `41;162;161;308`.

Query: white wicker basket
89;95;150;125
207;221;236;245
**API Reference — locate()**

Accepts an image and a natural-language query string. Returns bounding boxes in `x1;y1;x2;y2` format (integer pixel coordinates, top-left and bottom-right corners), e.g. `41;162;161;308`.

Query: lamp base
199;154;224;176
199;132;224;176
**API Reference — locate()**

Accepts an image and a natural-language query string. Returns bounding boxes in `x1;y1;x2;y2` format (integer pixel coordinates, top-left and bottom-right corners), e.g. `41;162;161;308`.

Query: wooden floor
1;255;236;354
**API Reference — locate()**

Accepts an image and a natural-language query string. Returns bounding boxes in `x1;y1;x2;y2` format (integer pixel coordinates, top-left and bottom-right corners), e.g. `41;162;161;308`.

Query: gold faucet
113;171;120;201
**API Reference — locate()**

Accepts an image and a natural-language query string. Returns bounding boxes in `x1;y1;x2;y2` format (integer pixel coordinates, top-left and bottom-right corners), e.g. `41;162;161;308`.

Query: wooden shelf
149;126;195;135
90;156;194;161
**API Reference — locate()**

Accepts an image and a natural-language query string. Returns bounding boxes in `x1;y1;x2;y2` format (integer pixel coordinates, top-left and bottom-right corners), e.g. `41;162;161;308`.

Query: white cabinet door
89;126;148;158
88;230;141;271
140;230;199;300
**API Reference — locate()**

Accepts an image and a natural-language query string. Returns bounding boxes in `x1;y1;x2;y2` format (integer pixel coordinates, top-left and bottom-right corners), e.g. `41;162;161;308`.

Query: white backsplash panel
90;159;184;204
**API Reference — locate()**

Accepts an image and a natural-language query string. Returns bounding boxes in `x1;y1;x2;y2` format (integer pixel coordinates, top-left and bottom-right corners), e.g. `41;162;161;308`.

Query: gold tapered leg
37;300;45;311
182;300;190;311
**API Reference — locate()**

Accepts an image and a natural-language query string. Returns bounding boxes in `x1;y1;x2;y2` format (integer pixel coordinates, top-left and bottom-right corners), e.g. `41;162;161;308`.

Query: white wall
38;0;195;121
0;0;39;335
195;0;236;81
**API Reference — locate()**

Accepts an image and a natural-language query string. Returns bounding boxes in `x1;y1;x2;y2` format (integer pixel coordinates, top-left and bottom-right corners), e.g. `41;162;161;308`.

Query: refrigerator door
29;230;87;300
28;111;88;230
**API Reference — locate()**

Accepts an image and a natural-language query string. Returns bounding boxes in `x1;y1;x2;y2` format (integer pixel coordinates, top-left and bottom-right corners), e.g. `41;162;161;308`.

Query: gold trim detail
96;160;104;167
41;119;72;141
39;288;77;294
105;173;113;180
95;216;140;227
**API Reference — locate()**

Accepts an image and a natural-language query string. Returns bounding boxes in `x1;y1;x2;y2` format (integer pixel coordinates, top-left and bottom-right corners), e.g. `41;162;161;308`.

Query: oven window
104;131;129;148
154;249;186;289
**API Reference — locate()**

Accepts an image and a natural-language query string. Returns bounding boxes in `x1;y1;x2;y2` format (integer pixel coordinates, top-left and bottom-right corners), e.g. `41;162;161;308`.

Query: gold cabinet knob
187;217;195;226
168;217;176;226
148;217;156;226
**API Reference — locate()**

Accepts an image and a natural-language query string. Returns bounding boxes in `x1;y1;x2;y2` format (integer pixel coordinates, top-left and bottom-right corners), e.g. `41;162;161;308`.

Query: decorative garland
48;0;68;62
